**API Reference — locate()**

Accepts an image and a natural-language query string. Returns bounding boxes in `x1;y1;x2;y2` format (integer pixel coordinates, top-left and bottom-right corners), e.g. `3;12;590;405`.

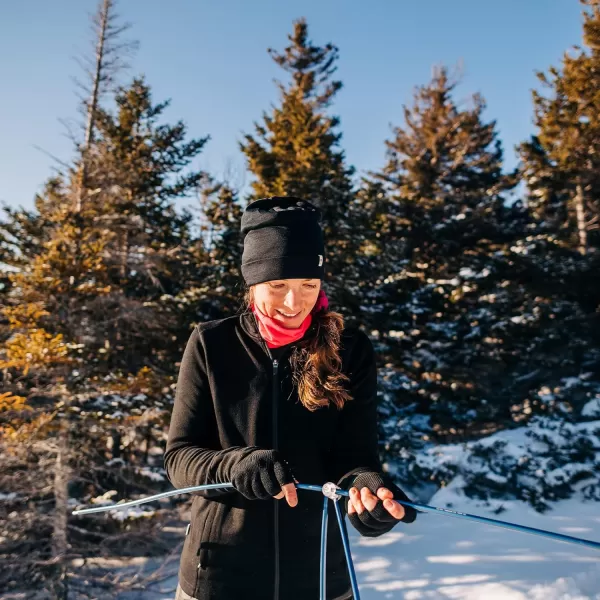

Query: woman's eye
303;284;318;289
269;284;285;290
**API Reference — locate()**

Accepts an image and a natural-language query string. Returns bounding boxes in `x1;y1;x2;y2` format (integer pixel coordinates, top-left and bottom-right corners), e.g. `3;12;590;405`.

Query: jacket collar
239;310;264;342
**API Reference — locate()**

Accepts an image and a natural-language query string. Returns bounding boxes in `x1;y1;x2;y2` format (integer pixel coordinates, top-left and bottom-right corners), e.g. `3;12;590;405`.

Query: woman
165;197;417;600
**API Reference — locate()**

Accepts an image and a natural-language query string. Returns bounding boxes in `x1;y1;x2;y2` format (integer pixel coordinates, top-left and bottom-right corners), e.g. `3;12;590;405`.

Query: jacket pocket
196;500;221;571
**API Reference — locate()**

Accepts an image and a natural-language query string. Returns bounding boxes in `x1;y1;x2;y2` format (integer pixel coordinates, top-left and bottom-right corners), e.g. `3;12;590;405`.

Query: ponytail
290;309;352;411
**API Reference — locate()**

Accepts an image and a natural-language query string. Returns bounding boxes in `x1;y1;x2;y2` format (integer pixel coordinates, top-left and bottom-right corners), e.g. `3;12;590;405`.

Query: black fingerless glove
342;470;417;537
230;448;295;500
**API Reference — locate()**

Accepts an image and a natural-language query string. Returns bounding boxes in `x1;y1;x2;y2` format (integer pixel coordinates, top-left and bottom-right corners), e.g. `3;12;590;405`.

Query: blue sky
0;1;584;213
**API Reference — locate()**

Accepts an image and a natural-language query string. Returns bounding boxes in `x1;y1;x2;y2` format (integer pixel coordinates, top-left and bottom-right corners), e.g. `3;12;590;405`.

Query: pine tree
369;65;518;338
519;0;600;254
0;78;209;594
369;66;532;441
196;178;244;318
74;0;137;212
90;77;207;301
368;68;600;498
1;210;116;592
240;19;366;311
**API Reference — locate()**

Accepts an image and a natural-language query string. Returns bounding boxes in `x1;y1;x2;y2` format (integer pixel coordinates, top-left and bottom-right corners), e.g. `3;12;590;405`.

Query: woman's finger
274;490;284;499
347;498;356;514
282;482;298;507
383;498;406;520
376;487;394;502
349;487;364;514
360;487;379;512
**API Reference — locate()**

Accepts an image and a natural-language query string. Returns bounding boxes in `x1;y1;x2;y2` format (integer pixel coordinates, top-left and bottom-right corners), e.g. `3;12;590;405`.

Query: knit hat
240;197;325;286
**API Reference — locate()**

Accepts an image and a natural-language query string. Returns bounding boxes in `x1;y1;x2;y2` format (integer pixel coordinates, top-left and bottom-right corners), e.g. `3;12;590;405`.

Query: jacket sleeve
327;330;416;530
164;326;255;498
327;329;382;487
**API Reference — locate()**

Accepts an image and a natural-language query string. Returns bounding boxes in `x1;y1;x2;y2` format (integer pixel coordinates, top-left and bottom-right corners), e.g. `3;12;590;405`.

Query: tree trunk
144;425;153;464
52;426;70;557
575;183;587;256
120;228;129;280
51;419;71;599
75;0;112;212
111;430;122;460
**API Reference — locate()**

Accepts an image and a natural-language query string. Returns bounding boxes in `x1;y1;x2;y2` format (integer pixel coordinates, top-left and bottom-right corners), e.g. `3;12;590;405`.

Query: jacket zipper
272;358;280;600
251;312;281;600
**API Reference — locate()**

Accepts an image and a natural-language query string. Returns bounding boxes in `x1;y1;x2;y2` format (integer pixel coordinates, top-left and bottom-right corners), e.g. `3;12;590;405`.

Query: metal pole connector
321;482;342;501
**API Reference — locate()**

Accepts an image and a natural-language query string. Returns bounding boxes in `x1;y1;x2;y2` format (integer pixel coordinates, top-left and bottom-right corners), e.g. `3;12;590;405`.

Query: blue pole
333;498;361;600
72;481;600;551
394;499;600;551
297;485;600;552
320;495;328;600
71;483;235;515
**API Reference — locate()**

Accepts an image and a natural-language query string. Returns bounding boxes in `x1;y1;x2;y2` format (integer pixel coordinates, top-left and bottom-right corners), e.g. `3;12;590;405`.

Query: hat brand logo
318;255;323;266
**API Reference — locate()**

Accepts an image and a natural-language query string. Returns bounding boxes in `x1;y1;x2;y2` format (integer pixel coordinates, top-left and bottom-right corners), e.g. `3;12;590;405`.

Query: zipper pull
198;547;208;570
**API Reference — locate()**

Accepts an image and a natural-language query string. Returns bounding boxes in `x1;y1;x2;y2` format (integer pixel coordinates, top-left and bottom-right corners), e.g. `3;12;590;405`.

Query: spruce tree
519;0;600;254
370;67;530;440
195;176;244;319
370;68;600;498
0;78;209;594
517;0;600;440
240;19;365;311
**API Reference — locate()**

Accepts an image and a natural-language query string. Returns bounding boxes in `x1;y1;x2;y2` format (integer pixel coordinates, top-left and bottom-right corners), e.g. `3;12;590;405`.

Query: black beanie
240;197;325;286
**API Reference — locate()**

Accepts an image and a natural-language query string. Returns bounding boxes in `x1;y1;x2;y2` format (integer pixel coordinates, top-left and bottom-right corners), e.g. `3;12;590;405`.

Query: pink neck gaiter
252;289;329;348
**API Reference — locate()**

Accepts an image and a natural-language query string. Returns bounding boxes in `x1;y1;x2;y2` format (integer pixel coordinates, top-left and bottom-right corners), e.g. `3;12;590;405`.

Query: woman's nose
284;290;302;312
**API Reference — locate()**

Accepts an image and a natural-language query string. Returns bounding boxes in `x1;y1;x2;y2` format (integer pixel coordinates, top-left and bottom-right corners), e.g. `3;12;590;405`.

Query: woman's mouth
276;309;301;320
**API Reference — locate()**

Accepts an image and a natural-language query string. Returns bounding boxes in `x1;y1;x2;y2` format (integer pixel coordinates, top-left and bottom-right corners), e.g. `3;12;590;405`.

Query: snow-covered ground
5;412;597;600
117;494;599;600
351;493;600;599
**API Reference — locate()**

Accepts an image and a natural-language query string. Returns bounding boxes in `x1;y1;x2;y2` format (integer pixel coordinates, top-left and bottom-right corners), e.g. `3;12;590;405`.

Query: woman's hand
342;471;417;536
230;448;298;507
348;486;406;520
273;482;298;507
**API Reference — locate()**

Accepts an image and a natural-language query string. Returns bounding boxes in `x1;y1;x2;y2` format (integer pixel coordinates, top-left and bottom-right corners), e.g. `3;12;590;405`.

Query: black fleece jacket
164;312;415;600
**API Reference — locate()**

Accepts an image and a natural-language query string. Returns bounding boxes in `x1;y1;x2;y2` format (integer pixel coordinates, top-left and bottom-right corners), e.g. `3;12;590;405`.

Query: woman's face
253;279;321;328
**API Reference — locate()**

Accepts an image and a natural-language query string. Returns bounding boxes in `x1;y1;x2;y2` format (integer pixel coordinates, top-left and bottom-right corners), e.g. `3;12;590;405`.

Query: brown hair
244;288;352;412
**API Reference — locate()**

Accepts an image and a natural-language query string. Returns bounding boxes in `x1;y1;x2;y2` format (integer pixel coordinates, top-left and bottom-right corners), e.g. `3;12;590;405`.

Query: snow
459;267;491;279
135;466;166;482
346;495;600;599
582;398;600;418
90;490;119;505
0;262;19;272
18;416;599;598
111;495;600;599
409;417;600;512
109;506;156;522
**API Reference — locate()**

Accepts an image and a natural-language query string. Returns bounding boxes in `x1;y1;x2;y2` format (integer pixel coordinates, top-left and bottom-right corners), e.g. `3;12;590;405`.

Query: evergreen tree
369;67;533;440
90;77;207;294
74;0;138;212
369;68;600;498
519;0;600;254
240;19;366;311
200;180;244;313
0;78;209;594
